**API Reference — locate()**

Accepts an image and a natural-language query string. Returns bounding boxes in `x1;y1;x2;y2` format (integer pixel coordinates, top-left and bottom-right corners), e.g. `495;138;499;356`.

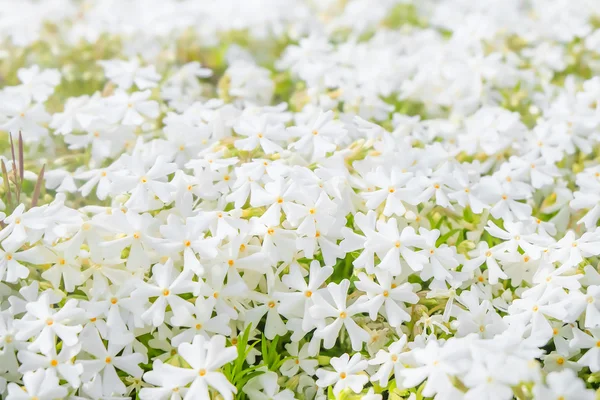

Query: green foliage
260;334;288;372
222;325;265;400
330;251;359;283
382;4;427;29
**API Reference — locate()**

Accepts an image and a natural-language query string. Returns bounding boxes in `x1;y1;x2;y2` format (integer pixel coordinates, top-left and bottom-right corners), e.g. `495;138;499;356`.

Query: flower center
198;369;207;376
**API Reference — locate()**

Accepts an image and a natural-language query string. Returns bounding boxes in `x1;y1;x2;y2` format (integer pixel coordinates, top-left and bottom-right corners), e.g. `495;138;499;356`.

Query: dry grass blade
15;133;24;202
31;164;45;208
9;133;16;171
18;132;24;182
1;159;12;208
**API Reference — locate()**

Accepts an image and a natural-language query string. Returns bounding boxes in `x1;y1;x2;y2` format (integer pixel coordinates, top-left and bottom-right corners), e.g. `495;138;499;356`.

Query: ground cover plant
1;0;600;399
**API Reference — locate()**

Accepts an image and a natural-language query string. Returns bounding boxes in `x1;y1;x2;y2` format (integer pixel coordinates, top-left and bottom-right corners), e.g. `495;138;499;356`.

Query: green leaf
435;229;460;247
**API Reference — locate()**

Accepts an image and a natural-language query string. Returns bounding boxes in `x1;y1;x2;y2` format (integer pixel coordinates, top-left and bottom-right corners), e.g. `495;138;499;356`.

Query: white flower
400;340;462;398
0;94;51;142
5;65;61;103
368;219;428;275
276;261;333;332
6;369;67;400
105;89;159;126
142;335;237;400
355;271;417;328
315;353;368;396
369;334;409;387
279;342;318;377
77;328;144;396
570;328;600;372
99;59;161;90
17;344;83;388
132;259;197;327
139;360;189;400
170;297;230;346
243;370;295;400
288;110;347;162
234;114;286;154
310;279;369;351
0;239;50;283
533;369;594;400
14;293;83;354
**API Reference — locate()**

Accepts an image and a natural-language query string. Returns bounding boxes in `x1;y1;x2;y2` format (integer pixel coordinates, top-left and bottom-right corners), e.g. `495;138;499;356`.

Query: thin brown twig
1;159;12;207
9;133;16;171
18;132;24;182
31;164;45;208
9;134;19;201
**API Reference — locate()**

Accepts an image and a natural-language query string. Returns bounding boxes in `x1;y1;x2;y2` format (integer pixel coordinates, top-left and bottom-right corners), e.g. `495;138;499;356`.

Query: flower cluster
1;0;600;399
